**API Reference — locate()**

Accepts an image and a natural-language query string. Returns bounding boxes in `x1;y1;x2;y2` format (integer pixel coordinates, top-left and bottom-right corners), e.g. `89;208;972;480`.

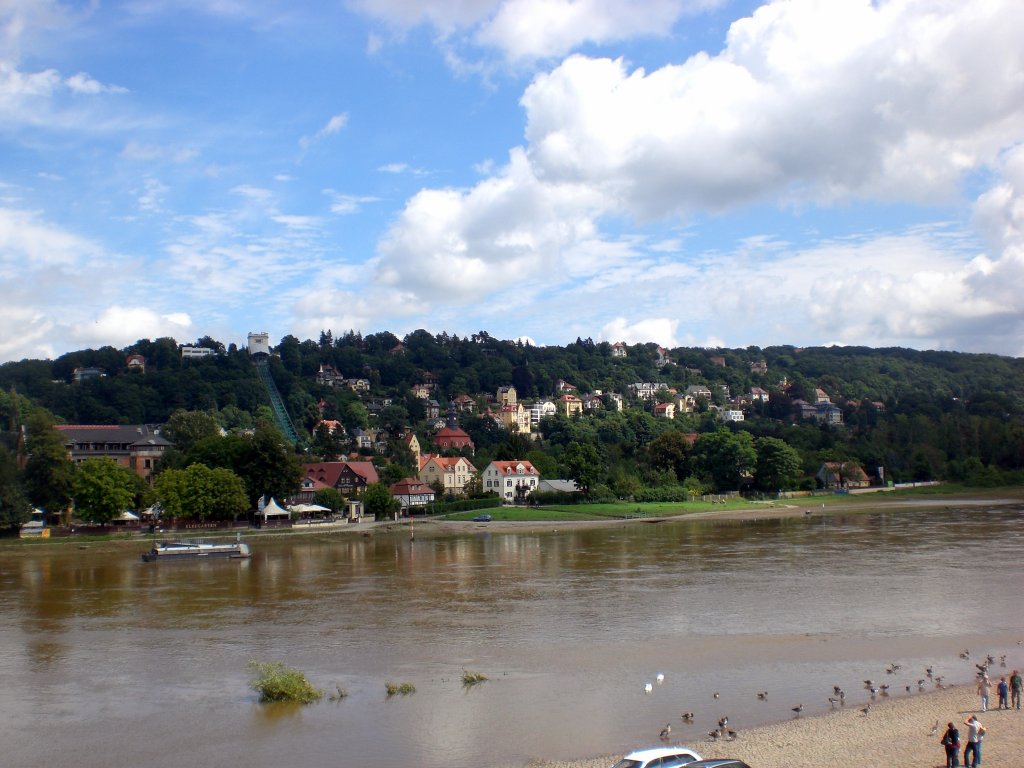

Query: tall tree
22;414;75;520
559;441;605;496
238;422;303;506
754;436;803;491
72;458;136;525
162;409;221;453
0;445;30;527
692;430;757;492
155;464;248;522
362;481;400;521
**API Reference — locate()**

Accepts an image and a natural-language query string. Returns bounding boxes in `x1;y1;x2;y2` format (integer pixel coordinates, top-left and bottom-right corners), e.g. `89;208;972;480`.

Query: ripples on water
2;504;1022;768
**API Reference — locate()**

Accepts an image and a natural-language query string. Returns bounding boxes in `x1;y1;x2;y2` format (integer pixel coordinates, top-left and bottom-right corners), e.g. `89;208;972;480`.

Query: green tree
163;409;221;453
363;481;400;521
692;430;757;492
72;457;137;525
238;423;303;507
23;414;75;520
754;436;803;491
559;441;605;496
313;487;344;513
0;445;31;527
646;430;692;482
155;464;249;522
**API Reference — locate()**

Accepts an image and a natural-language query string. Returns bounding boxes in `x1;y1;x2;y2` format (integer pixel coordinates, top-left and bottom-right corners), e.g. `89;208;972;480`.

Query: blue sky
2;0;1023;362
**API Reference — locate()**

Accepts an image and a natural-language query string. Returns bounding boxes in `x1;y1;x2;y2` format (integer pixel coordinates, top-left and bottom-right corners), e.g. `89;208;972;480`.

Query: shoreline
525;684;1024;768
6;488;1022;552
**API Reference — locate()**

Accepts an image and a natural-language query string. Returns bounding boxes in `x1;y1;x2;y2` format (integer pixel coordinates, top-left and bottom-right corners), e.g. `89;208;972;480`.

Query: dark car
472;514;492;522
684;761;751;768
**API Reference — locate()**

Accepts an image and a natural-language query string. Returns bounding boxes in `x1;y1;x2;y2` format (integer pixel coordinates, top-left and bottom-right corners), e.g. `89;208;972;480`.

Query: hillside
1;331;1023;491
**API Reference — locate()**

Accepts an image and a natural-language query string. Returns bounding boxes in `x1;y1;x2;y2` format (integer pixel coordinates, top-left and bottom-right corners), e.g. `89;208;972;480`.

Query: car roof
685;760;749;768
624;747;701;760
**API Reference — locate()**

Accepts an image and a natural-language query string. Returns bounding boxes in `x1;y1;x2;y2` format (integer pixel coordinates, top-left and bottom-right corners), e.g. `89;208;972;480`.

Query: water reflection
0;505;1022;768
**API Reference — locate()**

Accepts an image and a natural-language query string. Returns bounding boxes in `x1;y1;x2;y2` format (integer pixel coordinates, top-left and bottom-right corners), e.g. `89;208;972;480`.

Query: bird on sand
930;721;939;735
708;729;721;740
828;697;841;708
860;704;871;716
791;704;803;714
726;729;738;740
660;723;672;740
718;716;729;728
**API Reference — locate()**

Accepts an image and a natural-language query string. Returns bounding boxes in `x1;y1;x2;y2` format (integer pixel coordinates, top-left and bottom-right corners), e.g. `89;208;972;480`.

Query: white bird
656;673;665;683
644;683;653;694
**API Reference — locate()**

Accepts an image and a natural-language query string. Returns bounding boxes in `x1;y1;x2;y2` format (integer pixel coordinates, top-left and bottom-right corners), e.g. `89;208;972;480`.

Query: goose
680;712;695;722
791;704;803;714
757;691;768;700
656;673;665;683
860;704;871;715
708;729;721;740
644;683;653;694
659;723;671;740
726;729;738;740
717;716;729;728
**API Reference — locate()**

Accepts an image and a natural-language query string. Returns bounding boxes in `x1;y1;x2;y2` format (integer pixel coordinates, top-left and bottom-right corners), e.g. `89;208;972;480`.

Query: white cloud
323;189;380;215
475;0;692;63
348;0;719;63
65;71;127;94
600;317;680;347
521;0;1024;216
299;112;349;151
69;306;192;348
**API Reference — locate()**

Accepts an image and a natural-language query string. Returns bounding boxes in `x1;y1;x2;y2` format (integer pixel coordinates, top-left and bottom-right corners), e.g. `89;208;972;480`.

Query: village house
304;461;380;496
686;384;713;400
674;393;697;414
719;408;745;422
126;354;146;373
180;345;216;360
497;385;518;406
630;382;668;401
389;478;435;513
611;341;628;358
452;394;476;413
482;460;541;502
750;359;768;374
418;454;477;497
558;393;584;417
529;400;557;426
655;346;672;367
653;402;675;419
497;402;532;433
816;462;871;489
749;386;770;403
56;424;170;483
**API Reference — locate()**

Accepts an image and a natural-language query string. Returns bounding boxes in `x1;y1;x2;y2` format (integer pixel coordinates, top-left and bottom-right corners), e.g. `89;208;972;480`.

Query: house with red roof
389;478;436;512
303;461;379;496
481;460;541;502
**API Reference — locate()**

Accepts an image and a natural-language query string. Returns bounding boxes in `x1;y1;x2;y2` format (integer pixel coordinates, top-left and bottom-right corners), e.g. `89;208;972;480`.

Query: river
2;503;1022;768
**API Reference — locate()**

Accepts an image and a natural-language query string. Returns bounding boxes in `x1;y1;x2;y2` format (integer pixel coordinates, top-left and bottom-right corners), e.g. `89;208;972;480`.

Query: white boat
142;536;251;562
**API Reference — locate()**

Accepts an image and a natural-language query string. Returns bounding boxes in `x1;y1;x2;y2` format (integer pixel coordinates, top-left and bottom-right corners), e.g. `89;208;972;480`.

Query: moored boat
142;536;251;562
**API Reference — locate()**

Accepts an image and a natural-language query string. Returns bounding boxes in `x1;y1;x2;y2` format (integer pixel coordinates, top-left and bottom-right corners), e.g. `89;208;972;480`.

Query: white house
482;460;541;502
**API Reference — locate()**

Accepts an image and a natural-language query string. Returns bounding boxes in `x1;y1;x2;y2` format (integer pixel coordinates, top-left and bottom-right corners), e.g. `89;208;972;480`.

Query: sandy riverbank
526;684;1023;768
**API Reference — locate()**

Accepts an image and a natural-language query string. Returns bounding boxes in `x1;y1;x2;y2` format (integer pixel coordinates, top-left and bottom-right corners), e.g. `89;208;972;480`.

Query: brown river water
2;504;1023;768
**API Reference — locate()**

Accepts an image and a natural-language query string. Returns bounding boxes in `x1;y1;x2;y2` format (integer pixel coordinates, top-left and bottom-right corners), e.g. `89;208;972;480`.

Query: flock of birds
641;648;1012;744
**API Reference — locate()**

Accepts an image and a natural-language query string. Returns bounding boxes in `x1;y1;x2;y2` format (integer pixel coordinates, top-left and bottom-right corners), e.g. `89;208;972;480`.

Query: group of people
939;669;1022;768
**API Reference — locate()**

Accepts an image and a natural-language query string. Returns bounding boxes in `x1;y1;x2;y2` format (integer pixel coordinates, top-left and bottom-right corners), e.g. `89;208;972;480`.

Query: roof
489;460;538;475
623;746;702;762
305;461;380;486
389;478;434;495
55;424;171;448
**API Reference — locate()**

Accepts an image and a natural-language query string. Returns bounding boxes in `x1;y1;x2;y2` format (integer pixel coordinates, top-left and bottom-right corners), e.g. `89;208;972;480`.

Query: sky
2;0;1024;363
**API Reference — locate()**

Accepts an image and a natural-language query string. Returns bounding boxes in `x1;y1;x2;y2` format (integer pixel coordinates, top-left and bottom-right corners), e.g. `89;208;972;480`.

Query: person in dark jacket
941;722;960;768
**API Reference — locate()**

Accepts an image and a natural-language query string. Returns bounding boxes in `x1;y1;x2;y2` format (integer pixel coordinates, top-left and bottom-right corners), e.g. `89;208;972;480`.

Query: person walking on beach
963;715;985;768
941;721;960;768
997;676;1009;710
1011;669;1022;710
977;675;991;712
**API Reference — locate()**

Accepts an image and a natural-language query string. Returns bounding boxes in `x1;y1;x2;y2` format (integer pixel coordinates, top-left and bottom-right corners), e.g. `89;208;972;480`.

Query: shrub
462;669;488;686
248;661;323;704
385;681;416;696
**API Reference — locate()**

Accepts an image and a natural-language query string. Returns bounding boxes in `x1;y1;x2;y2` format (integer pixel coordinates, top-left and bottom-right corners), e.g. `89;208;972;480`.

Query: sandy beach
526;684;1024;768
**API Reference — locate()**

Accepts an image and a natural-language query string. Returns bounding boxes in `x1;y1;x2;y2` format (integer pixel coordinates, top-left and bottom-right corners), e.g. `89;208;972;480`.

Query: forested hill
1;331;1022;486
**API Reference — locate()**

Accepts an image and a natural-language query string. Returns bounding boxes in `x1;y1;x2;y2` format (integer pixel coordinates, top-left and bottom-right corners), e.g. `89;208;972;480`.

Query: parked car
472;514;492;522
611;746;703;768
684;761;751;768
